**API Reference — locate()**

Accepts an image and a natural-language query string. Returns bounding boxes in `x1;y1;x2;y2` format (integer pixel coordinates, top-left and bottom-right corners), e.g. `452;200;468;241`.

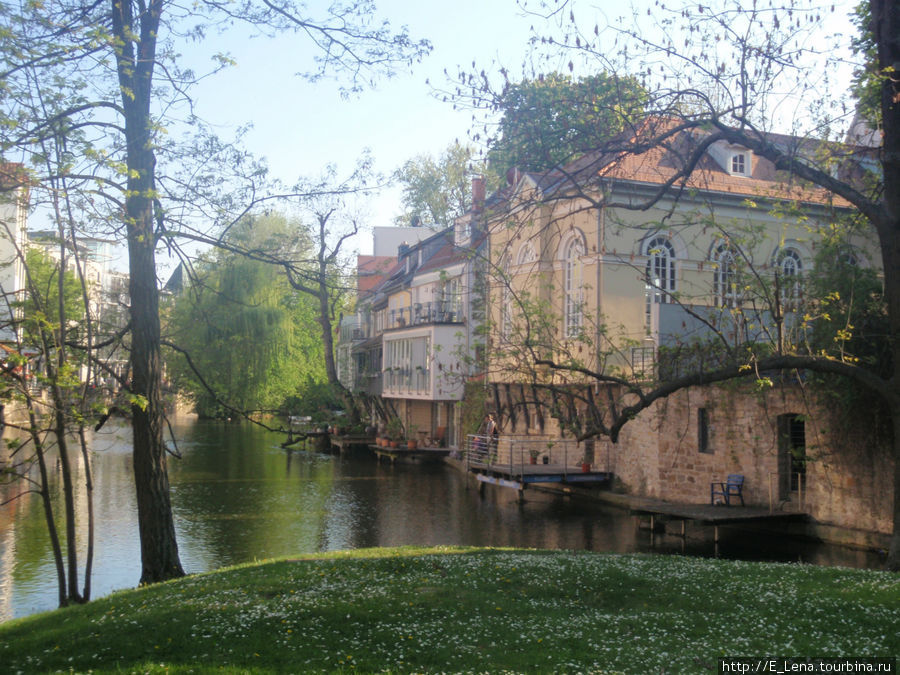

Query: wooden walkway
468;461;613;500
371;445;451;464
329;436;375;455
629;497;808;543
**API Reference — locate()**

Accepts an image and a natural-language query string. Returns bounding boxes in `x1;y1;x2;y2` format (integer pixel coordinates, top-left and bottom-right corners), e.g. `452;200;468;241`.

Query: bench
710;474;745;506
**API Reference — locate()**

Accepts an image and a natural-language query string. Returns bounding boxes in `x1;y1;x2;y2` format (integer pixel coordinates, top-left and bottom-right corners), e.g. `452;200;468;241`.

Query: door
777;413;806;500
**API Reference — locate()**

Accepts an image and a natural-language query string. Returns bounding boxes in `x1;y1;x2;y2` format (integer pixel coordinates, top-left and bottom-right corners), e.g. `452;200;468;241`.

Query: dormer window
731;152;749;176
455;218;471;247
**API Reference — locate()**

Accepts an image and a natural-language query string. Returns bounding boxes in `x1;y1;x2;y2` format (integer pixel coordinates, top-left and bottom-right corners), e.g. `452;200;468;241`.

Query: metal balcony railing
387;301;464;329
463;435;594;478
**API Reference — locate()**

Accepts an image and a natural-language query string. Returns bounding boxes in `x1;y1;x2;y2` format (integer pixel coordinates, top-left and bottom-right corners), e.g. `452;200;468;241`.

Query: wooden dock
468;461;613;500
371;445;451;464
329;435;375;455
629;498;808;543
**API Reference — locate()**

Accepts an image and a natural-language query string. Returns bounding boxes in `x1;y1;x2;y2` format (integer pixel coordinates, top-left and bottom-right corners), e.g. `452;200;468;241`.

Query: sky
180;0;546;256
166;0;860;262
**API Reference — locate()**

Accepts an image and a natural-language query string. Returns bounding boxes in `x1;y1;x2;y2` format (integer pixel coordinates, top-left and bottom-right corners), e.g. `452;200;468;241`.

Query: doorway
777;413;806;501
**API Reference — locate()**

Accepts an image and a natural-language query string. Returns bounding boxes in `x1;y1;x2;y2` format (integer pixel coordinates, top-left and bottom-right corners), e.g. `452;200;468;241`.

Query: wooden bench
710;474;745;506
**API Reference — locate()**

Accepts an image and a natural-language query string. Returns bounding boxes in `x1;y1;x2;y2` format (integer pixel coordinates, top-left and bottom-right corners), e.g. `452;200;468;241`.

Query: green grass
0;546;897;674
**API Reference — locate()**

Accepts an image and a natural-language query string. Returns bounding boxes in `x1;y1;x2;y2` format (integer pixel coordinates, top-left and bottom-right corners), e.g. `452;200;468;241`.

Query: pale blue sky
184;0;545;252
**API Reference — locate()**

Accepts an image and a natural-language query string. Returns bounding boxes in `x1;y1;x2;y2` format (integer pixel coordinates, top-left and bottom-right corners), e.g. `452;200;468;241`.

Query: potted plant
529;448;540;465
544;441;555;466
406;424;419;450
385;417;404;448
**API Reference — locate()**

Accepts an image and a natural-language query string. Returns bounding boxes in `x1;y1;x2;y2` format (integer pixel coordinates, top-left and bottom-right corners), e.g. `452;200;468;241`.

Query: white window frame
644;236;676;333
775;247;803;312
500;254;512;340
561;231;585;338
713;243;739;308
731;152;747;175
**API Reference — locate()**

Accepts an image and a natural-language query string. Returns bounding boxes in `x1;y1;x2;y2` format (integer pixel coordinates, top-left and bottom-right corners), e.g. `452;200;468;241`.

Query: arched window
561;232;585;338
644;236;676;331
775;247;803;312
516;241;537;266
713;244;738;308
500;254;512;339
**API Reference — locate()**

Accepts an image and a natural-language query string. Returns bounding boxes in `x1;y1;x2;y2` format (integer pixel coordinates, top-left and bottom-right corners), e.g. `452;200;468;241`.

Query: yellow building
479;119;891;541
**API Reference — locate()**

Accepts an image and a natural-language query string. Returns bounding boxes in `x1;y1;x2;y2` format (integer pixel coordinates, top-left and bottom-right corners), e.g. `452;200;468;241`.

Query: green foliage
281;379;343;417
487;72;647;176
850;1;881;128
19;247;86;348
806;222;888;370
394;141;477;228
166;214;327;418
459;381;490;436
805;220;890;438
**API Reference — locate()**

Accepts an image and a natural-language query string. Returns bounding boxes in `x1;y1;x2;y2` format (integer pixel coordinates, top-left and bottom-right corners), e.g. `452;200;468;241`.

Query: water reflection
0;418;884;622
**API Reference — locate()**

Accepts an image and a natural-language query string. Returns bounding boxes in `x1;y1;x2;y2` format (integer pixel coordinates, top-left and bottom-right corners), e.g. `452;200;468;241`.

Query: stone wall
603;383;893;535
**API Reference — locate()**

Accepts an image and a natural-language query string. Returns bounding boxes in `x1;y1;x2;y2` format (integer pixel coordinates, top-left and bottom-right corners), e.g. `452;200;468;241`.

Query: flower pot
581;462;591;473
407;440;417;450
389;440;399;448
542;456;549;465
529;456;537;465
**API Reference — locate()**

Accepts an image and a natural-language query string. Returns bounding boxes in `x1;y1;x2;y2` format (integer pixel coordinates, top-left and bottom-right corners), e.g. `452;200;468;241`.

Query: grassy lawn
0;546;897;674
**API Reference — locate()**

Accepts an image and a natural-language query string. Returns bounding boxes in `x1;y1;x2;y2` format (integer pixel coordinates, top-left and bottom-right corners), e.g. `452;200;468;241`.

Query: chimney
472;175;486;212
398;242;410;259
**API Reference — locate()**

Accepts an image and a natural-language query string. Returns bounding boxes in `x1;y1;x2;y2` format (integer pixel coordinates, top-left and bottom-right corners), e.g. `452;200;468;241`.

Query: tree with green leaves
167;215;327;418
1;227;105;608
19;248;86;349
394;141;477;228
0;0;429;587
484;72;647;176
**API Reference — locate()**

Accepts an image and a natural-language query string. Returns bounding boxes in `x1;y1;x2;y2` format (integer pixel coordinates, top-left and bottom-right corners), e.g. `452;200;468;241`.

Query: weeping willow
167;216;326;417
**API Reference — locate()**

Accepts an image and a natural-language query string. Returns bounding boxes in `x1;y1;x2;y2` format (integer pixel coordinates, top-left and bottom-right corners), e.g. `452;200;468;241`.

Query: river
0;416;884;622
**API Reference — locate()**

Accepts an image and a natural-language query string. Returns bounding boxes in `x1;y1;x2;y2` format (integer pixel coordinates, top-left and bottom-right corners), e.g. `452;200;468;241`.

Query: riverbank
1;546;896;673
441;455;892;557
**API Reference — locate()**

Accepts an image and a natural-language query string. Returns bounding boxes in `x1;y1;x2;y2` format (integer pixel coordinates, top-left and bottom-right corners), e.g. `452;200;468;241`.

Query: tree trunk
889;403;900;571
127;164;185;584
114;0;184;584
873;0;900;571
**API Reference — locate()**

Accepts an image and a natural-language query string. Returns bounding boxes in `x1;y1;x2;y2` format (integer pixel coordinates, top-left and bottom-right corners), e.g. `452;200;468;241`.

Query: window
698;408;711;454
644;236;676;332
775;247;803;312
713;244;738;308
561;232;585;338
731;152;748;175
517;241;537;266
440;277;461;321
500;254;512;340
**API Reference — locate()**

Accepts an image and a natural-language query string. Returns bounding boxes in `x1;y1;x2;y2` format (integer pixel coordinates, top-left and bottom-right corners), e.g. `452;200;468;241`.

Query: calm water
0;417;884;621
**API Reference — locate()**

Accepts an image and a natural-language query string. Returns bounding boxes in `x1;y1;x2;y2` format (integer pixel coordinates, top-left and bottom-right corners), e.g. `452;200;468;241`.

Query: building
0;165;29;344
27;231;130;389
341;183;488;448
479;117;890;539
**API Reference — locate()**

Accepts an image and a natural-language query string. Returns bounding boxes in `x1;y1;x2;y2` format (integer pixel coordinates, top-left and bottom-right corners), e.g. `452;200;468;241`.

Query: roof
356;255;395;294
414;238;469;276
498;116;867;210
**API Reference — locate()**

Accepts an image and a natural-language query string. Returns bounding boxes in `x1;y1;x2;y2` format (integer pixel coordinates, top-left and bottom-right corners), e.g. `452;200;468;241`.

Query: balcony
387;301;463;330
353;370;383;396
382;366;431;394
